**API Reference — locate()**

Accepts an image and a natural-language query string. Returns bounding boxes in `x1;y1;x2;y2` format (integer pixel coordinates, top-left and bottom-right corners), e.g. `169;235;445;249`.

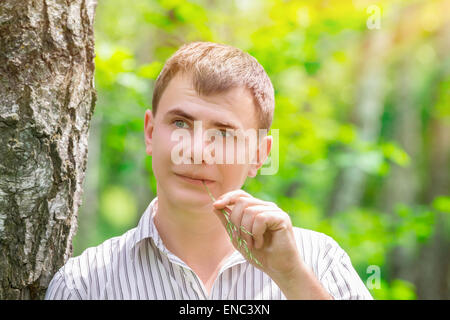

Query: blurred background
72;0;450;299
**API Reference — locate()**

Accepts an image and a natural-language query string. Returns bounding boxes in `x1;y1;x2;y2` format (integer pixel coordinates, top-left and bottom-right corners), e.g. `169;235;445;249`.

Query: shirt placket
167;249;247;300
210;251;248;300
149;212;247;300
184;250;248;300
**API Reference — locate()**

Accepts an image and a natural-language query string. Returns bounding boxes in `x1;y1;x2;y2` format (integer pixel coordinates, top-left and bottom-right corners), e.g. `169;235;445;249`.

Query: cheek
218;164;249;190
218;137;252;165
151;127;178;170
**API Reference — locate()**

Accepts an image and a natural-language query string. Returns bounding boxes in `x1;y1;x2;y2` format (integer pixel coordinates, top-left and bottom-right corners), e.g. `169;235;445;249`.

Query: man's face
144;73;270;207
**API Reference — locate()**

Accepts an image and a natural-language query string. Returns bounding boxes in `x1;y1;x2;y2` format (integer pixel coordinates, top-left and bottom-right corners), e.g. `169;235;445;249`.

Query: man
45;42;372;300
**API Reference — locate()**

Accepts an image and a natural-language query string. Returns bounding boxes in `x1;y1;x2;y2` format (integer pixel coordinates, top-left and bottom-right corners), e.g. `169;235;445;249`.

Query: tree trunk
0;0;97;299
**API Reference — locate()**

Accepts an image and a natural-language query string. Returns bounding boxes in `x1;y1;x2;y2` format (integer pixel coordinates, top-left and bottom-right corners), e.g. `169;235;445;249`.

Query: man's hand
213;189;300;276
212;189;333;300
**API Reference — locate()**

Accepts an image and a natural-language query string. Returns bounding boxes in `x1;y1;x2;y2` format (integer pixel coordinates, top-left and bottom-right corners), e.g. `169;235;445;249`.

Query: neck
153;191;235;268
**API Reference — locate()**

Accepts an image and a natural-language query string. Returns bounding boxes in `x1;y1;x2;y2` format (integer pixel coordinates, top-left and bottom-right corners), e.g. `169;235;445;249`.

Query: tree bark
0;0;97;299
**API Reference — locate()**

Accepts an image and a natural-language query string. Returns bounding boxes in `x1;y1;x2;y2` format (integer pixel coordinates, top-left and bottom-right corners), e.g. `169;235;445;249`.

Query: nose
190;120;216;165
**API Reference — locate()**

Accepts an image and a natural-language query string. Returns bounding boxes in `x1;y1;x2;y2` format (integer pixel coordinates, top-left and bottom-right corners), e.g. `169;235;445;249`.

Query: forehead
156;73;258;130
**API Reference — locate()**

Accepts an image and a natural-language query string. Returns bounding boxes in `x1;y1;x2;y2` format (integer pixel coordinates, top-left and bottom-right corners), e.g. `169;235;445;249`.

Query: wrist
270;258;333;300
269;258;306;292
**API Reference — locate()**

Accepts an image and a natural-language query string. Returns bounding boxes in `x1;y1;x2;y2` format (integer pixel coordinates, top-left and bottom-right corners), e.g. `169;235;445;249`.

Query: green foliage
371;279;417;300
100;186;139;228
72;0;450;299
433;196;450;213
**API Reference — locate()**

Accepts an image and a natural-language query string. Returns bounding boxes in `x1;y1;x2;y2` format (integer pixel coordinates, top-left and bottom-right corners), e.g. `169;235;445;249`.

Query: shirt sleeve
319;245;373;300
44;269;84;300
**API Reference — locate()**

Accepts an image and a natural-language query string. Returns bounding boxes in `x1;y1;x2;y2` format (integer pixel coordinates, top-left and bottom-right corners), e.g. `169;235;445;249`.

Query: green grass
202;181;262;268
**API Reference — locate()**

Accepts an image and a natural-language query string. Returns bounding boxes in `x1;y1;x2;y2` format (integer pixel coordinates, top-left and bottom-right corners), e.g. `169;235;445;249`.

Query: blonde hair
152;42;275;130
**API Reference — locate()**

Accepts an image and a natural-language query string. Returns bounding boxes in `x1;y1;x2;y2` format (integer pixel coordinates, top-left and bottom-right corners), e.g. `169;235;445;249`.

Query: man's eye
174;120;189;129
215;129;234;138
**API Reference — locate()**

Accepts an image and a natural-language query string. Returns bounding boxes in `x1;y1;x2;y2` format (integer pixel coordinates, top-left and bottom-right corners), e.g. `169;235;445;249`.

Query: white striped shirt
45;197;373;300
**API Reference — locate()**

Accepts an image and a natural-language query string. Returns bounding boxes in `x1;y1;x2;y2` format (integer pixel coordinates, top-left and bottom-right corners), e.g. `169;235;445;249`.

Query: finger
217;189;252;201
228;197;266;233
213;189;252;207
241;205;273;247
213;193;270;210
252;212;270;250
213;206;231;230
240;207;256;250
228;198;245;235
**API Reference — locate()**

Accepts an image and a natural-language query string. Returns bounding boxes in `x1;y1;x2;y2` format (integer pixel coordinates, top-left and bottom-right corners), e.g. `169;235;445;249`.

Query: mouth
174;173;215;186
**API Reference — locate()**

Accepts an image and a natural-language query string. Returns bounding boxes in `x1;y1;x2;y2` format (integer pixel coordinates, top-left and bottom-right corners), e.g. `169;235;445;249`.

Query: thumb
213;206;232;228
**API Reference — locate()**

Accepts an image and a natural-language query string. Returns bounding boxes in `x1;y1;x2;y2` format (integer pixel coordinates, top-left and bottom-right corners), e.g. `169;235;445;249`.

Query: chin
164;181;213;207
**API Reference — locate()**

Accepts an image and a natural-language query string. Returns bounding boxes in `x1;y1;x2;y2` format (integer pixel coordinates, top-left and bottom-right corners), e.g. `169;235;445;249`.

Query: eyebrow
164;107;241;130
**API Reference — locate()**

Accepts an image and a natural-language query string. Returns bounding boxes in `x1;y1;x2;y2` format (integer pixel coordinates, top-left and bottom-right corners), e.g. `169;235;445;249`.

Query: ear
247;135;272;178
144;109;154;156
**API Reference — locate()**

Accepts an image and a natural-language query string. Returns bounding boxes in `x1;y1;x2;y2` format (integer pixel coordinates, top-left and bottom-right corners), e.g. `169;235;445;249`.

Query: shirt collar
129;196;161;251
129;196;247;267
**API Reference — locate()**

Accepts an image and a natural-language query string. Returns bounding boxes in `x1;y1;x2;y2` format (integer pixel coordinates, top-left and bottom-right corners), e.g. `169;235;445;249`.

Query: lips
175;173;215;185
